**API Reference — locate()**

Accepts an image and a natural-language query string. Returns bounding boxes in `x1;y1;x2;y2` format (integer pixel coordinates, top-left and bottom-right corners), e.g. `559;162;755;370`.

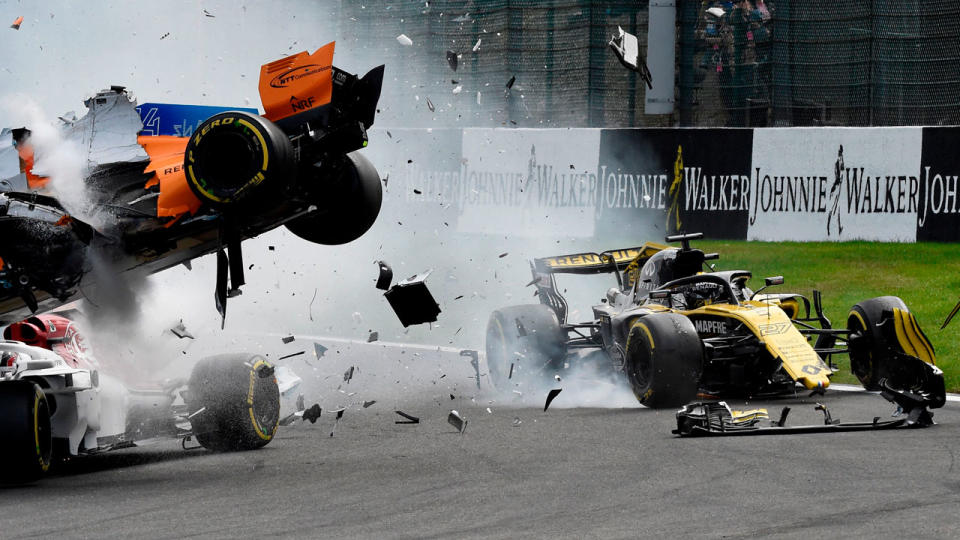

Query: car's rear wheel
0;381;52;483
485;304;566;391
624;313;703;408
284;151;382;245
847;296;935;391
187;354;280;451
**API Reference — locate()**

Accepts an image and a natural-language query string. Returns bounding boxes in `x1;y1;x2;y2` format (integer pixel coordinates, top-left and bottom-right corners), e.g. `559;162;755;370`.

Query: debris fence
334;1;960;128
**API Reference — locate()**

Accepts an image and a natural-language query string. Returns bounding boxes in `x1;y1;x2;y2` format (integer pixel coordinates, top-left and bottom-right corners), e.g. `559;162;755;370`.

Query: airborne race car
0;314;298;483
486;233;945;409
0;41;384;325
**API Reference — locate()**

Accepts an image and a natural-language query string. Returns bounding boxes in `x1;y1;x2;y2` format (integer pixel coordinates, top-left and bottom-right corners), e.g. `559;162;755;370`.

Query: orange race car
0;42;384;324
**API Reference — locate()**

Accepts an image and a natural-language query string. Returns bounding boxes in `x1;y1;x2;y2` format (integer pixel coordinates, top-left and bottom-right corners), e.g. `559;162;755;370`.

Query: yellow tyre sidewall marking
247;359;276;441
625;320;656;402
34;389;49;471
186;117;270;204
848;310;872;375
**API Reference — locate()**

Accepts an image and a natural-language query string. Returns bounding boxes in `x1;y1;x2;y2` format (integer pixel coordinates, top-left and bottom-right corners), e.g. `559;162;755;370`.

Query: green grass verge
696;240;960;392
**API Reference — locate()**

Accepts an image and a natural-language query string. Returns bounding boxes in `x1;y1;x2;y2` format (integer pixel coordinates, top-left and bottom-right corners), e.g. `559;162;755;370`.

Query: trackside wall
367;127;960;242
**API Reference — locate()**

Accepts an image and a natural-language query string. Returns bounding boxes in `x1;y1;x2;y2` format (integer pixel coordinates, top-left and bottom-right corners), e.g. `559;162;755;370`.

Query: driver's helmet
635;248;704;294
681;281;726;309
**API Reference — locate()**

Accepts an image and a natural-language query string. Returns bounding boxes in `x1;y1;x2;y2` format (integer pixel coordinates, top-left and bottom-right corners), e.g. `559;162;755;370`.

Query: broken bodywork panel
0;42;385;324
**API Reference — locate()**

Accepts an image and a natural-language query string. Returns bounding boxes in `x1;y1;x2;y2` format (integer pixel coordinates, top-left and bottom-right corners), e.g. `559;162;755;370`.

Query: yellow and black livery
486;233;945;410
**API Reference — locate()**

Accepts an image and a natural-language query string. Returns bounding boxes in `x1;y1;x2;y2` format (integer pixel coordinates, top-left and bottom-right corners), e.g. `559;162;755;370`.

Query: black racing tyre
624;313;703;409
847;296;930;391
485;304;566;391
0;381;52;483
186;354;281;451
285;151;382;245
184;111;294;206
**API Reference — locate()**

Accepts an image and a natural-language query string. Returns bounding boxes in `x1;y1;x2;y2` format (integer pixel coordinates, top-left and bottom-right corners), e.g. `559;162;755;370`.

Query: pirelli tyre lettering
184;111;294;206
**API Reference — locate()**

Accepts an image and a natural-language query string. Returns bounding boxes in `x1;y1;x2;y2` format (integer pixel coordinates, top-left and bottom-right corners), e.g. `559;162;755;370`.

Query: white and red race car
0;314;300;483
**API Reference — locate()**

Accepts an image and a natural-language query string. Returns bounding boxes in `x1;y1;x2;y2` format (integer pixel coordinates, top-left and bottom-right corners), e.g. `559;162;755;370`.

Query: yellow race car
486;233;945;409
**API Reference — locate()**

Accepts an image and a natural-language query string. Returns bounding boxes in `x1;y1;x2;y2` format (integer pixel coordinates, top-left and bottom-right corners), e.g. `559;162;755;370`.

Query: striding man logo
666;144;683;233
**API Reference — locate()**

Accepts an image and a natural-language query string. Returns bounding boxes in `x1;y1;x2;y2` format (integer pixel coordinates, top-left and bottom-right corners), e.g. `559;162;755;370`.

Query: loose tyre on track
187;354;281;451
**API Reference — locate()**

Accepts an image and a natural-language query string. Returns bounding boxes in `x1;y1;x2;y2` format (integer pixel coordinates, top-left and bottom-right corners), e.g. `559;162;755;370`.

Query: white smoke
1;95;94;222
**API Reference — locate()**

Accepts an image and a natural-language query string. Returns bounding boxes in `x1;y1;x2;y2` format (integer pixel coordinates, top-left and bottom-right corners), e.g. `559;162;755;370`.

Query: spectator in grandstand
730;0;754;125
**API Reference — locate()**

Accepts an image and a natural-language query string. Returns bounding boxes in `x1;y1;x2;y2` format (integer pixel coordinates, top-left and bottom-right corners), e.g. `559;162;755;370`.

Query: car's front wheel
0;380;52;483
624;313;703;408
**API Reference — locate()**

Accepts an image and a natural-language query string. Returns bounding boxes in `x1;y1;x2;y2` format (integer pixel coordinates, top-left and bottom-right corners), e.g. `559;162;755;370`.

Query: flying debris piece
170;320;194;339
544;388;563;411
508;363;515;379
486;407;492;414
452;85;463;95
446;50;459;71
608;26;653;89
395;410;420;424
413;189;422;195
375;260;394;291
512;417;522;427
203;9;215;17
282;335;296;344
426;97;435;112
554;374;561;382
396;34;413;46
367;331;379;342
477;91;482;105
278;351;305;360
453;12;471;22
268;246;276;251
314;342;328;359
506;76;516;89
498;252;508;258
942;297;960;329
10;16;23;29
384;270;442;327
344;366;356;383
363;400;377;408
472;38;482;52
448;410;467;433
329;408;345;436
460;349;481;389
160;32;170;40
450;394;456;400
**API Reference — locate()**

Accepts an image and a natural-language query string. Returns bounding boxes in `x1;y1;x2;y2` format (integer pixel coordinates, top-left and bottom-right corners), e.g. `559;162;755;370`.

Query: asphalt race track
2;343;959;539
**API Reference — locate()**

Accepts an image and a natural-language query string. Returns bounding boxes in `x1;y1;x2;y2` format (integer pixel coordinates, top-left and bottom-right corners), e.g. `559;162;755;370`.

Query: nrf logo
290;95;316;112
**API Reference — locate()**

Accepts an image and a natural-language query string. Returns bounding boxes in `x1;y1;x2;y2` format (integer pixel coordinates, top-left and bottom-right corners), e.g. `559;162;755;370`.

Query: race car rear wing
532;242;668;275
